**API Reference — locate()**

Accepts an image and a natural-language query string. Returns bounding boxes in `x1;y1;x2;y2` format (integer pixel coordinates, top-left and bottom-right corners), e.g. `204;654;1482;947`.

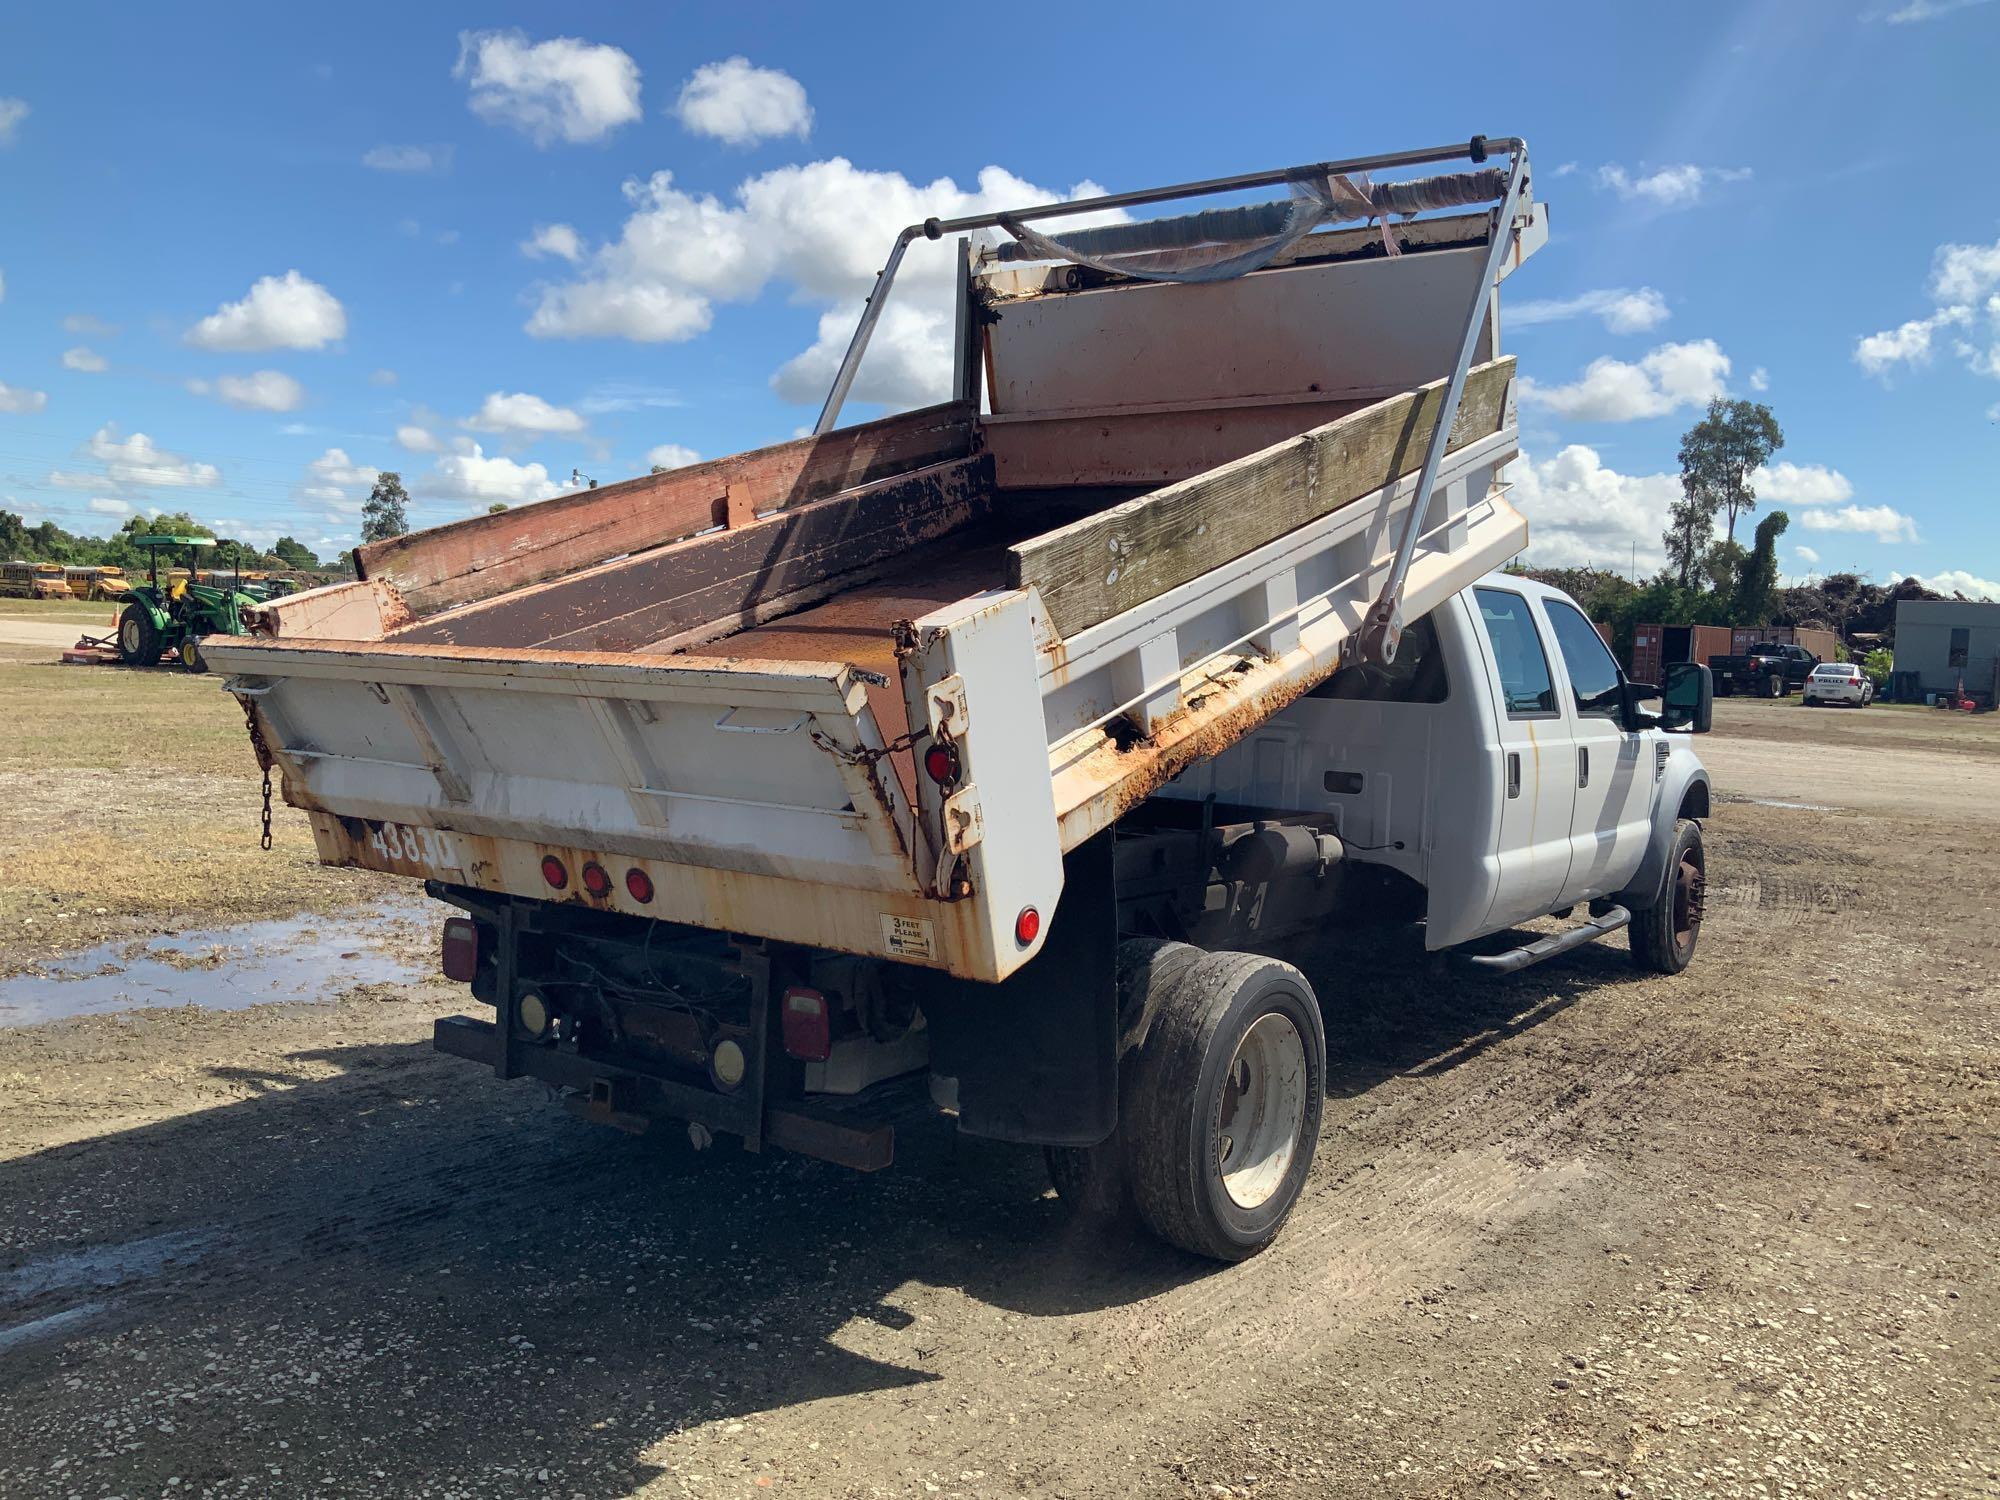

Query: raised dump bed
206;141;1542;984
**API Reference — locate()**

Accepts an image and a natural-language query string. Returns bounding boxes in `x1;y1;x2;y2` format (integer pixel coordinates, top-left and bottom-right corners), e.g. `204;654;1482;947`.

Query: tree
486;502;509;514
361;472;410;543
272;535;319;569
1677;398;1784;549
1663;489;1712;589
1731;511;1788;625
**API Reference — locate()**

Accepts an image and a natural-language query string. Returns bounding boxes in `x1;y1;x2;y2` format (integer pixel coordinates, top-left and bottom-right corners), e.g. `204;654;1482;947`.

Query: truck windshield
1474;587;1557;718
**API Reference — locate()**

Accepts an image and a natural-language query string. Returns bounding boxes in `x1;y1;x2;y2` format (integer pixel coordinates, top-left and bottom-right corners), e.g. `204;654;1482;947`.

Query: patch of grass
0;655;251;777
0;597;130;623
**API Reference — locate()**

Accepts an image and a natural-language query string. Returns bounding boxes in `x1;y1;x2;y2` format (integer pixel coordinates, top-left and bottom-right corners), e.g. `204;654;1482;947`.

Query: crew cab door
1540;597;1656;906
1468;585;1573;928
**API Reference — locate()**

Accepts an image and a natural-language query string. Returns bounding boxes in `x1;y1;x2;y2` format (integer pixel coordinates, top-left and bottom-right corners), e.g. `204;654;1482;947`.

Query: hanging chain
237;695;275;851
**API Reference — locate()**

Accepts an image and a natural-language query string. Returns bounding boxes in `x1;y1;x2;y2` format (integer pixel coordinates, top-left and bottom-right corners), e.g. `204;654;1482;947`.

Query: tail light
923;742;960;786
781;986;832;1062
1014;905;1042;948
580;861;613;899
625;867;654;903
441;917;479;982
540;855;568;890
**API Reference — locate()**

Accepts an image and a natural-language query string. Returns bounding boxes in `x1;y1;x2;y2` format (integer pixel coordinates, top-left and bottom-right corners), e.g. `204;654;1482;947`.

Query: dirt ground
0;683;1994;1499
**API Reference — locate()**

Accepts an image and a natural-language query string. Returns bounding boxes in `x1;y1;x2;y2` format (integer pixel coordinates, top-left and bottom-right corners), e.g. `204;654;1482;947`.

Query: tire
116;604;161;667
1123;951;1325;1262
178;635;208;673
1630;818;1705;975
1045;938;1202;1222
1765;673;1785;698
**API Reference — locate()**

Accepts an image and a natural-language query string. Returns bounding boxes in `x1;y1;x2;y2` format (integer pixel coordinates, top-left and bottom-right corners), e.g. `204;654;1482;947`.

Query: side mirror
1661;661;1712;734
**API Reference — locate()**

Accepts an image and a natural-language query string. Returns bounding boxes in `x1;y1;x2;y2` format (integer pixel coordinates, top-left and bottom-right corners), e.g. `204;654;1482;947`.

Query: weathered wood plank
1008;358;1513;640
358;401;976;619
392;457;992;654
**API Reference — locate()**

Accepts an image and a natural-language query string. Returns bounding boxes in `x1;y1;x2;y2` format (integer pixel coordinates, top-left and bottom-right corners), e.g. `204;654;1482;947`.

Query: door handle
1506;751;1521;799
1578;746;1590;788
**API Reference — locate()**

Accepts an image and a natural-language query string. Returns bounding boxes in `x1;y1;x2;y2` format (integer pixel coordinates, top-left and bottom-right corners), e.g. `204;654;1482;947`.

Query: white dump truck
207;138;1714;1260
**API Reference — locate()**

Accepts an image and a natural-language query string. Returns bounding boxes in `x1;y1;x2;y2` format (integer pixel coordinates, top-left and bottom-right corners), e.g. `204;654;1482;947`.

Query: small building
1894;598;2000;702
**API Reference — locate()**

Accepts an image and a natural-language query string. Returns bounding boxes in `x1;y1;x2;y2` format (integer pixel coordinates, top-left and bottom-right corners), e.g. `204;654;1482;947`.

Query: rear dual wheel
1048;941;1324;1262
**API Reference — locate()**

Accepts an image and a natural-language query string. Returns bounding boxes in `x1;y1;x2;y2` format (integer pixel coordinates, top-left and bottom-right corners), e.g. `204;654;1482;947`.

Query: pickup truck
1710;641;1821;697
206;139;1716;1261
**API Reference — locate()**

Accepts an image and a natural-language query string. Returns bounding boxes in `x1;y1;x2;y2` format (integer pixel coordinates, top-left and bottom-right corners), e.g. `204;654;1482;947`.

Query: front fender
1616;748;1710;909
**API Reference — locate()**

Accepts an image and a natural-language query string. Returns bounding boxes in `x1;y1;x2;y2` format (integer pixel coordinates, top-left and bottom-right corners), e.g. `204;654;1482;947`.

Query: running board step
1462;905;1630;974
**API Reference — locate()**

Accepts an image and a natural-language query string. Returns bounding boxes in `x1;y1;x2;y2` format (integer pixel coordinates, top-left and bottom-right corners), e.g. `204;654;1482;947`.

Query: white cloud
1884;0;1994;20
294;447;380;517
62;347;108;373
527;158;1113;413
1594;163;1752;210
1853;308;1973;375
186;270;347;352
1751;462;1853;507
522;223;585;262
1748;366;1769;392
455;30;641;146
426;444;562;505
88;496;132;517
1919;568;2000;599
1505;445;1680;572
1797;504;1918;544
1517;339;1730;422
1929;239;2000;304
0;380;48;414
64;313;118;337
1793;545;1821;567
1507;287;1669;335
464;390;586;438
369;368;398;386
397;424;443;453
85;426;221;489
190;369;306;412
0;98;26;146
673;57;812;147
363;143;454;173
645;443;701;471
578;380;681;413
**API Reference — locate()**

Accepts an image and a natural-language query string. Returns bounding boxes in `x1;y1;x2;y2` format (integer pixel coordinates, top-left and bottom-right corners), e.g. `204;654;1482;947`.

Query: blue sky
2;0;1996;593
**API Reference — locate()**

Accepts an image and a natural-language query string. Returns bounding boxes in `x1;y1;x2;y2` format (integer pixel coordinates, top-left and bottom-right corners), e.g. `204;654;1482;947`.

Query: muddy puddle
0;903;434;1027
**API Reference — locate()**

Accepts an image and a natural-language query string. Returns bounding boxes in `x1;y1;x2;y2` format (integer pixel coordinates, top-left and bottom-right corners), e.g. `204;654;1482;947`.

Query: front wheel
1630;819;1705;974
178;635;208;673
116;605;161;667
1123;951;1325;1261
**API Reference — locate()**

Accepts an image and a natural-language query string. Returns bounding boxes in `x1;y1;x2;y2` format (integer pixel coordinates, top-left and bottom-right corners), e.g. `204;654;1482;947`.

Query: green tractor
115;535;258;672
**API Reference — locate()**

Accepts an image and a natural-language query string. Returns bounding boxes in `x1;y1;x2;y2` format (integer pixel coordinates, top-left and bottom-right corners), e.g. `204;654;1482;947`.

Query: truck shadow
0;937;1641;1492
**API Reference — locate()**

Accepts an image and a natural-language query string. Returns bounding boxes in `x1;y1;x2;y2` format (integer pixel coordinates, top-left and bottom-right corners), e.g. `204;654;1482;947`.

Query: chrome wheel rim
1216;1012;1308;1210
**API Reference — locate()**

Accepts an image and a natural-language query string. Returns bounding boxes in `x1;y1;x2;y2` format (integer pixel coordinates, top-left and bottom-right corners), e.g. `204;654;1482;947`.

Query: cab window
1473;587;1557;718
1543;598;1624;719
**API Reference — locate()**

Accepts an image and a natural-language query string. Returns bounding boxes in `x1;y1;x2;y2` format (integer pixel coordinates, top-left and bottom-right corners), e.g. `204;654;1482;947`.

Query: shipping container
1630;622;1733;686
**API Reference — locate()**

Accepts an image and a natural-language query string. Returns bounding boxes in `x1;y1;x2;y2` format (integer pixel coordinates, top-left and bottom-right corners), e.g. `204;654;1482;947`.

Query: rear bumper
1804;685;1867;703
433;1015;895;1171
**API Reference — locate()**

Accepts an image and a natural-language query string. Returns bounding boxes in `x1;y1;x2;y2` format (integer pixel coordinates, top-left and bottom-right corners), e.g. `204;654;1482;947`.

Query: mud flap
918;831;1117;1146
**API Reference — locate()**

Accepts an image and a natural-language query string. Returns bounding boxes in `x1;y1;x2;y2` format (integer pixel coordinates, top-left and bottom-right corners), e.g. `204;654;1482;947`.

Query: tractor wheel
178;635;209;674
116;605;162;667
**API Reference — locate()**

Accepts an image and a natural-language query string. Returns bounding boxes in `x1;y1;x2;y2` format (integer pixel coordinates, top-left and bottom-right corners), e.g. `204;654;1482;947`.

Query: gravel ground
0;697;1994;1499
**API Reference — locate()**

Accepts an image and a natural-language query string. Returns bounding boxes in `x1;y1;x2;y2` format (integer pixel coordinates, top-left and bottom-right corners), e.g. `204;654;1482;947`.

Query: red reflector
923;742;959;785
440;917;479;982
1015;906;1041;947
625;866;654;903
581;861;612;898
540;855;568;890
780;985;832;1062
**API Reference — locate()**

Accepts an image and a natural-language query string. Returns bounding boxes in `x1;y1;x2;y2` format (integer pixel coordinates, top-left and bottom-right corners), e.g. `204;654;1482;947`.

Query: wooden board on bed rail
354;401;977;619
1007;358;1513;641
